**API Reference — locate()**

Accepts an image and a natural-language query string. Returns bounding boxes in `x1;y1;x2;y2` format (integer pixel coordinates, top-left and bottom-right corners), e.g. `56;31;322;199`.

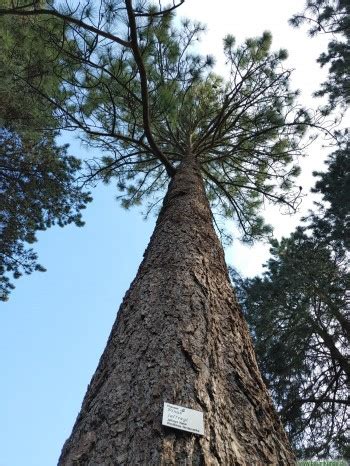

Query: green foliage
0;5;91;300
0;1;67;134
0;1;317;243
233;234;349;458
310;140;350;248
232;146;350;458
290;0;350;111
0;130;92;301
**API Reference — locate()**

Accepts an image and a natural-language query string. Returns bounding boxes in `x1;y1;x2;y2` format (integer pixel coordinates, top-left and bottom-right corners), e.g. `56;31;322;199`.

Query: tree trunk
59;156;295;465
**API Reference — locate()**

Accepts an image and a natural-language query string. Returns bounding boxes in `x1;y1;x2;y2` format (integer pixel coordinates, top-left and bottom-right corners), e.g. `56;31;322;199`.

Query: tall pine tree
0;1;324;462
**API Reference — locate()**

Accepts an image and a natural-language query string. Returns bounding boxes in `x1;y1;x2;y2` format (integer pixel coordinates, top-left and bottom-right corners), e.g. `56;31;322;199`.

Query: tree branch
0;6;131;47
125;0;176;177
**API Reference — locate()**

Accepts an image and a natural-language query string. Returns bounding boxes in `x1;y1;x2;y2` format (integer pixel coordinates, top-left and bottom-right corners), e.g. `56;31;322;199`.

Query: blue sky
0;1;332;464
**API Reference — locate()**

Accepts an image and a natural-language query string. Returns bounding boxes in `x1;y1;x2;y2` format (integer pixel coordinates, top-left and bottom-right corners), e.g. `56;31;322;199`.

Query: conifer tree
0;5;91;300
229;3;350;458
0;0;324;462
233;142;350;459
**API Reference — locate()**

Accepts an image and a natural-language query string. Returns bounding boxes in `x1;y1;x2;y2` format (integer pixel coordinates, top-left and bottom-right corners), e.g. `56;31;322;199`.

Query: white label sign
162;402;204;435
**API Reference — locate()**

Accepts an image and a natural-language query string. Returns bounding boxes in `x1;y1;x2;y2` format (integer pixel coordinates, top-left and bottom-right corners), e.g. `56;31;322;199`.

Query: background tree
232;143;350;459
0;131;91;301
232;4;350;457
290;0;350;112
0;5;91;300
0;0;326;462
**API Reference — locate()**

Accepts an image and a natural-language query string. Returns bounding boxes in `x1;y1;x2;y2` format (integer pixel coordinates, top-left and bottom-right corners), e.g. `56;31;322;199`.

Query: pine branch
125;0;176;177
0;6;131;47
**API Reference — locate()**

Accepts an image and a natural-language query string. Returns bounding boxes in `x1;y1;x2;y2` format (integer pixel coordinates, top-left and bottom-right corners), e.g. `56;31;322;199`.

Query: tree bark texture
59;157;295;465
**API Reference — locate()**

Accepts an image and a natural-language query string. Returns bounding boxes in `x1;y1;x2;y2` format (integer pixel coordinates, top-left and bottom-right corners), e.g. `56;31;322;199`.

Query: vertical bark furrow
59;157;295;465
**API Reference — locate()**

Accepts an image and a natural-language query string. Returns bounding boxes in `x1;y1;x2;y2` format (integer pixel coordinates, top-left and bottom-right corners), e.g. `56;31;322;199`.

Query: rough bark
59;156;295;465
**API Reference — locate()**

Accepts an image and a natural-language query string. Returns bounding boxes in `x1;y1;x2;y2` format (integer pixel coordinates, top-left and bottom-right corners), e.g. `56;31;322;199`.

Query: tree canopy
0;0;322;246
0;5;91;300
